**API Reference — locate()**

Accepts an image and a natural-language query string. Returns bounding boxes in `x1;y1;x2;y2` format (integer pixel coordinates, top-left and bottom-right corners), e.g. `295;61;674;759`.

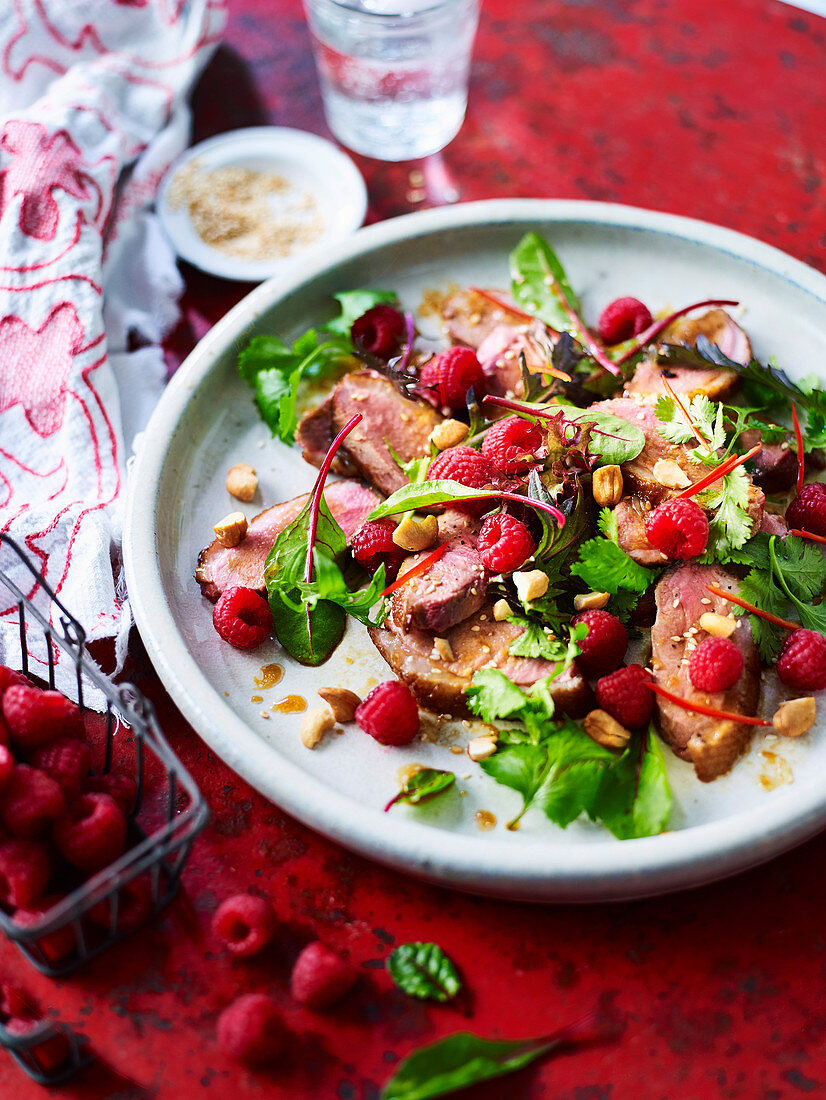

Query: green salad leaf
387;942;462;1003
509;232;580;331
324;288;397;335
385;769;456;812
562;409;646;466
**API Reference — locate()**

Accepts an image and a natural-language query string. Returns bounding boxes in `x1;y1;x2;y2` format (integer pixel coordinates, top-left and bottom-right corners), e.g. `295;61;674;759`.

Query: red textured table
5;1;826;1096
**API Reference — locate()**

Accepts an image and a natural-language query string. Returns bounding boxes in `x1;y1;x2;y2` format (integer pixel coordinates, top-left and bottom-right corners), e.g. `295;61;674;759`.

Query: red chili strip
675;443;763;500
705;583;798;631
305;413;362;584
380;542;449;597
648;682;772;727
468;285;549;326
790;528;826;545
612;298;740;366
791;403;805;496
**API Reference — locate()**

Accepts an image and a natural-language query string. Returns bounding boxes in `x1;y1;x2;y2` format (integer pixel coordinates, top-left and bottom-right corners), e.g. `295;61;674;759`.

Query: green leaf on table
509;232;580;331
324;289;398;335
385;769;455;812
387;942;462;1003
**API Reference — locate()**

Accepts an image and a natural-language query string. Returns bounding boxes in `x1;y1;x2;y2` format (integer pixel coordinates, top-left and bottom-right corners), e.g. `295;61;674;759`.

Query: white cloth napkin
0;0;225;699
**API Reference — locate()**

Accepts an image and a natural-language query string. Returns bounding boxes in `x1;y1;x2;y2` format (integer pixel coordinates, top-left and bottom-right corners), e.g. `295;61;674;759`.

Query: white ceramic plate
125;199;826;901
156;127;367;282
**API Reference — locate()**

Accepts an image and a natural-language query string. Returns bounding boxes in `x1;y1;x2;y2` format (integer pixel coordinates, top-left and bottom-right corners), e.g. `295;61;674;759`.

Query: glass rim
306;0;476;17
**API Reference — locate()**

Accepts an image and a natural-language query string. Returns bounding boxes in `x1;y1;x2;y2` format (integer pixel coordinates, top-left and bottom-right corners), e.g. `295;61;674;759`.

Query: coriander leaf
510;232;580;330
252;368;292;433
700;466;754;557
768;535;826;633
385;769;455;812
571;538;655;595
507;618;563;659
655;395;697;445
736;569;788;661
324;289;397;335
387;942;461;1003
765;534;826;600
592;727;671;840
465;669;530;724
238;335;295;384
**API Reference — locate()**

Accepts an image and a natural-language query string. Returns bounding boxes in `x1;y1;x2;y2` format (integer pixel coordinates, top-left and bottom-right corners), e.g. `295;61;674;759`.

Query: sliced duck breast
650;564;761;781
441;287;533;349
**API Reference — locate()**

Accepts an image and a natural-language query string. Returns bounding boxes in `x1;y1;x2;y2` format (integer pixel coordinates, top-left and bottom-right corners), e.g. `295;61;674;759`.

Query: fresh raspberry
212;893;277;958
571;609;628;678
477;513;535;573
13;895;77;966
82;772;137;815
481;416;544;474
786;482;826;536
0;666;28;697
644;498;709;559
0;840;51;908
595;664;654;728
351;305;406;359
428;446;501;515
0;983;33;1020
290;941;357;1009
355;681;420;746
777;629;826;692
217;993;287;1066
351;519;407;581
420;346;484;409
0;766;66;839
31;738;91;798
4;1017;71;1075
54;792;127;872
2;685;84;752
89;876;155;933
598;296;653;344
0;745;13;792
213;586;271;650
688;636;744;693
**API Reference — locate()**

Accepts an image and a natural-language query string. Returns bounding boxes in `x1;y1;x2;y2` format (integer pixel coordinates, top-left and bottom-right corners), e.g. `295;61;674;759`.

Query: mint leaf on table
387;943;462;1003
324;288;398;335
509;232;580;331
385;769;455;812
592;727;672;840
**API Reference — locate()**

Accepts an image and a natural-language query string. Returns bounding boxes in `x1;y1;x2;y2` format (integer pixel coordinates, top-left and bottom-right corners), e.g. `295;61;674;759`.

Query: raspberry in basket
351;305;406;359
217;993;286;1065
785;482;826;536
212;586;271;649
0;765;66;839
689;636;744;693
0;666;28;697
0;839;51;908
594;664;654;728
83;772;137;815
2;685;84;751
355;681;419;746
570;609;628;678
212;893;277;958
32;737;91;797
351;519;407;580
644;498;709;559
54;792;127;872
89;876;154;933
290;941;357;1009
13;895;77;966
597;296;653;344
477;513;535;573
419;346;484;409
777;628;826;692
481;416;544;474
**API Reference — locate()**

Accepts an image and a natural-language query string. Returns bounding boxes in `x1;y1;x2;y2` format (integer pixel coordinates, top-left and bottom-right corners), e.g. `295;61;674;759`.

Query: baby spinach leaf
385;769;455;812
509;232;580;330
268;592;346;668
324;288;397;335
387;942;462;1003
563;409;645;466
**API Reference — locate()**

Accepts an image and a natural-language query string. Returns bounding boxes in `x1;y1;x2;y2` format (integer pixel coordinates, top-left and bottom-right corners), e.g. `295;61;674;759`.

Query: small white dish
156;127;368;282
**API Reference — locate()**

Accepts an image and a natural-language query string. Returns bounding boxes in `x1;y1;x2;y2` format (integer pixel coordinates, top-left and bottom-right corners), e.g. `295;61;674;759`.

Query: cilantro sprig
570;508;659;619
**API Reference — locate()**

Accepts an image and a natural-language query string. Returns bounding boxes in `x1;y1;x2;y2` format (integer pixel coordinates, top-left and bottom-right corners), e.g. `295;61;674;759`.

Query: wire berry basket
0;533;209;1083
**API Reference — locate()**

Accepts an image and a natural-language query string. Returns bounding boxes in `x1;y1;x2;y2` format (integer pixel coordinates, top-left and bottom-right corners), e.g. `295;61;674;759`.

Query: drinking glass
303;0;480;162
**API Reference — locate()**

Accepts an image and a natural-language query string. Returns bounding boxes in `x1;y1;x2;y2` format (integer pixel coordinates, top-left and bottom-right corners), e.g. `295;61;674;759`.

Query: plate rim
125;198;826;901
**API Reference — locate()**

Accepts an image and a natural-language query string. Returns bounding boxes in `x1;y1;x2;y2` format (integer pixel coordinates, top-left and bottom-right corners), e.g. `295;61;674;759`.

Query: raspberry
351;519;407;581
89;876;154;933
644;498;709;559
598;296;653;344
31;738;91;797
786;482;826;536
217;993;287;1066
0;983;33;1020
351;305;406;359
481;416;544;474
595;664;654;728
420;346;484;409
0;745;13;791
13;895;77;966
54;792;127;872
4;1017;71;1074
290;942;356;1009
0;666;28;697
212;893;277;958
428;446;501;515
0;840;51;908
0;766;66;838
477;514;535;573
355;681;420;746
213;586;271;650
82;772;137;815
777;629;826;692
688;636;744;693
571;609;628;678
2;685;83;751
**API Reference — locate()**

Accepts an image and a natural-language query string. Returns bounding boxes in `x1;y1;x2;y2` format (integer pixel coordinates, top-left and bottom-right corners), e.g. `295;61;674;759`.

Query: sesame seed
700;597;712;605
479;615;488;621
260;711;270;720
671;635;682;642
672;597;680;609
